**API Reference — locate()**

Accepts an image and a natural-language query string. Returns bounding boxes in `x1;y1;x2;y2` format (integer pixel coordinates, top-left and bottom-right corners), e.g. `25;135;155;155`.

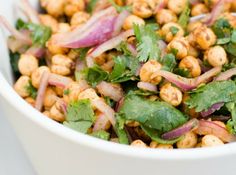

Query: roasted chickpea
39;14;58;33
176;132;198;148
25;97;35;106
70;11;90;28
191;3;209;16
46;38;69;55
51;54;74;76
167;0;187;14
132;1;153;18
149;141;158;148
193;25;216;50
204;46;228;67
201;135;224;147
167;37;189;59
188;45;199;58
40;0;65;17
53;86;64;97
18;54;38;76
187;21;202;33
232;1;236;11
123;15;145;30
213;121;226;129
160;83;182;106
31;66;50;88
157;144;173;149
43;87;58;109
131;140;147;148
43;110;51;117
179;56;201;77
78;88;100;102
64;0;85;17
49;100;65;122
14;76;30;98
139;60;162;85
161;22;184;42
57;23;71;33
155;9;177;25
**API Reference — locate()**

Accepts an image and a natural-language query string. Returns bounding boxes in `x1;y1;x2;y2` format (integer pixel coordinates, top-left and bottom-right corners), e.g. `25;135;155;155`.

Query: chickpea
201;135;224;147
132;1;153;18
57;23;71;33
70;11;90;28
123;15;145;30
161;22;184;43
39;14;58;33
195;142;202;148
64;0;85;17
110;138;119;143
43;110;51;117
188;45;199;58
25;97;35;107
78;88;100;101
232;1;236;11
179;56;201;77
176;132;198;148
125;120;140;127
49;100;65;122
43;87;58;109
149;141;158;148
167;0;187;14
191;3;209;16
139;60;162;85
131;140;147;148
53;86;64;97
51;54;74;76
187;21;202;33
167;37;189;59
14;76;30;98
46;38;69;55
155;9;177;25
157;144;173;149
31;66;50;88
213;121;226;129
18;54;38;76
40;0;65;17
160;83;182;106
204;46;227;67
63;80;89;103
193;25;216;50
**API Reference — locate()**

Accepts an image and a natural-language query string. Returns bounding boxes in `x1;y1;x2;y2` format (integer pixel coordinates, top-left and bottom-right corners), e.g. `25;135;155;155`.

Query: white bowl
1;1;236;175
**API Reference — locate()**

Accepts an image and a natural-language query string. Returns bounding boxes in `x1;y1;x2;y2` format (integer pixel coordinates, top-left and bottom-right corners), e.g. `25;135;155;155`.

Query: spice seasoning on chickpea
5;0;236;148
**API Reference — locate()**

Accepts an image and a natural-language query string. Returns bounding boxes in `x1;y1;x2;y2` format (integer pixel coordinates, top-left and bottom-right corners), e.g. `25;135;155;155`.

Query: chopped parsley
25;81;37;99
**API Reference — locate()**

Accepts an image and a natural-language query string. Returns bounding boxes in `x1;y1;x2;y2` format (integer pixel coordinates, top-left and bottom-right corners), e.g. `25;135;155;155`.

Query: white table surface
0;106;36;175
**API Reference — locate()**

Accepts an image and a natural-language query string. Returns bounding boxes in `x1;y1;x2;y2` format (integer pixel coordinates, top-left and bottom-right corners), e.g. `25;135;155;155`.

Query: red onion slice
35;71;50;111
0;16;32;44
48;73;73;88
137;82;158;92
20;0;40;24
26;45;45;58
215;68;236;81
93;112;110;131
154;66;222;91
112;10;130;36
200;102;224;117
96;81;124;101
162;119;199;140
115;97;124;112
126;43;138;56
51;7;117;48
194;120;236;142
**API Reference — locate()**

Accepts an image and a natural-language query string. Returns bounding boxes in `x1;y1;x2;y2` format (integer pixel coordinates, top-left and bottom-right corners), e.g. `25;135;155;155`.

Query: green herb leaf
9;51;20;78
116;41;132;56
225;42;236;57
90;130;110;140
178;5;190;29
212;18;232;39
170;26;179;36
64;121;93;133
133;24;161;62
231;29;236;44
86;0;99;13
119;95;187;133
25;80;37;99
161;53;177;71
217;37;231;45
185;81;236;112
173;68;190;77
226;102;236;134
108;0;131;12
115;115;129;144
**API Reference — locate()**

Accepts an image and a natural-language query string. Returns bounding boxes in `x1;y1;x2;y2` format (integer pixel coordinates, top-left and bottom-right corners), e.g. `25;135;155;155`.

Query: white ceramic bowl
1;1;236;175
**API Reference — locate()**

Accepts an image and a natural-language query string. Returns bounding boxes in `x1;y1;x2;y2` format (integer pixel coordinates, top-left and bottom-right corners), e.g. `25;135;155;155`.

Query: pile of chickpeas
13;0;236;149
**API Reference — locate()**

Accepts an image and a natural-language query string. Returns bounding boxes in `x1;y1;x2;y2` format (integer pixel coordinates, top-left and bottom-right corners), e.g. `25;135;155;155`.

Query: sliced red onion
88;29;134;60
162;119;199;140
35;71;50;111
93;112;110;131
194;120;236;142
137;82;158;92
112;10;130;36
0;16;32;44
126;43;137;56
115;97;124;112
91;98;116;127
20;0;40;24
154;66;222;91
51;7;117;48
26;45;45;58
215;68;236;81
96;81;124;101
75;59;86;72
200;102;224;117
48;73;73;88
58;99;67;114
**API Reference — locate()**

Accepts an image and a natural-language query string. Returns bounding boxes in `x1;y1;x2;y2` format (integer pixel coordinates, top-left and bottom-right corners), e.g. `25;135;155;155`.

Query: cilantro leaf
25;81;37;99
108;0;131;12
170;26;179;35
133;24;161;62
185;81;236;112
86;0;99;13
90;130;110;140
178;4;190;29
9;52;20;78
115;114;129;144
119;95;187;133
226;102;236;134
160;53;177;71
212;18;232;39
173;68;190;77
116;41;132;56
64;99;95;133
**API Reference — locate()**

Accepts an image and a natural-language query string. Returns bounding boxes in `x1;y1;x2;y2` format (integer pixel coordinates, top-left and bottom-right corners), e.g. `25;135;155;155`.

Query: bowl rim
1;73;236;160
